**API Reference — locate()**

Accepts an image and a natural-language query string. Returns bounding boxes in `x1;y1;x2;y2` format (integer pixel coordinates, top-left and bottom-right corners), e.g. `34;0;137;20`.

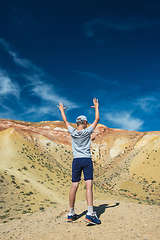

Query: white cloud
32;83;79;110
85;17;154;38
24;105;54;116
9;50;32;69
0;38;10;51
0;38;79;116
8;50;43;74
0;38;42;73
0;69;20;98
135;96;160;112
105;111;144;131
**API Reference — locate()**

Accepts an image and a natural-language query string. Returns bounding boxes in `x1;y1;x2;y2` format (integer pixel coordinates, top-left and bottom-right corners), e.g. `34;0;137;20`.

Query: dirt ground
0;200;160;240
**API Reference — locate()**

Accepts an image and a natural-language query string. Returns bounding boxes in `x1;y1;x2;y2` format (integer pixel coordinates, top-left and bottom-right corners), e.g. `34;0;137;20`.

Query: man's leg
67;182;79;222
85;179;93;215
69;182;79;209
84;179;101;224
83;158;93;215
85;179;93;206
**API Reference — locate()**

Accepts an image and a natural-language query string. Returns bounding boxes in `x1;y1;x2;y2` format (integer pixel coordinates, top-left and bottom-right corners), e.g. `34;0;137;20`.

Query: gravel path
0;200;160;240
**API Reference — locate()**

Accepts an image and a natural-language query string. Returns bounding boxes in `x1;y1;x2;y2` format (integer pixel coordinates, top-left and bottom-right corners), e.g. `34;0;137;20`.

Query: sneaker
85;212;101;225
67;214;79;222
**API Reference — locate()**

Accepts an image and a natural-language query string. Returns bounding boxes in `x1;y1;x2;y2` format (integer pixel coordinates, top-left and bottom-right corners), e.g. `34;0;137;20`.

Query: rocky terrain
1;200;160;240
0;118;160;238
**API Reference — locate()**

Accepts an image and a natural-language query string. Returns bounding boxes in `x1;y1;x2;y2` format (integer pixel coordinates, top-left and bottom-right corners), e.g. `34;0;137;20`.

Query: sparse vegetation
0;120;160;225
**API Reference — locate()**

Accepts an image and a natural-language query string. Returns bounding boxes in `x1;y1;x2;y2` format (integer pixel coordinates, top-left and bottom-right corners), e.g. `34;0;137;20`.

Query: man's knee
71;182;79;190
85;179;93;189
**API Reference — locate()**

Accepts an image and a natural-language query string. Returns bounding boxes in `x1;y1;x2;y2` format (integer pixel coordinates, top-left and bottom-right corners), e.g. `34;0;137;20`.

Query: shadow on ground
78;202;120;226
94;202;120;218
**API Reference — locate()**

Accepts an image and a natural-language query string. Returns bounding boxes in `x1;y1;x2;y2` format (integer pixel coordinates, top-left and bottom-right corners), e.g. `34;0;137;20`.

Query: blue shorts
72;158;93;182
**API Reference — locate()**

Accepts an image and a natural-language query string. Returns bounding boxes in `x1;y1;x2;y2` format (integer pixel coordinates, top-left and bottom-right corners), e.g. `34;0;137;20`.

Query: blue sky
0;0;160;131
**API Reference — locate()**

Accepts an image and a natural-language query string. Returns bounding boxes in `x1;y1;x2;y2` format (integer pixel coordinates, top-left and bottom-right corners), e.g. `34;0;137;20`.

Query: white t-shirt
68;125;94;159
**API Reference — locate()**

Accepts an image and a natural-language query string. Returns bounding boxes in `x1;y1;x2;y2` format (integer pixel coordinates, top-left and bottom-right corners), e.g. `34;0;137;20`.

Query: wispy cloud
0;38;42;73
9;51;34;69
0;38;79;120
135;96;160;112
84;17;154;38
25;105;54;116
76;70;118;85
0;38;11;51
0;69;20;98
32;82;79;109
105;111;144;131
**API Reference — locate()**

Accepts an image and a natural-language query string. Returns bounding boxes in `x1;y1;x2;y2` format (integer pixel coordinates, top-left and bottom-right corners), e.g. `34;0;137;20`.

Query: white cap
76;115;88;123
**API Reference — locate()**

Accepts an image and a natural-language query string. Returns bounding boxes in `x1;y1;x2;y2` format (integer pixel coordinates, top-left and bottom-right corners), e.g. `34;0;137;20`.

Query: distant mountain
0;119;160;223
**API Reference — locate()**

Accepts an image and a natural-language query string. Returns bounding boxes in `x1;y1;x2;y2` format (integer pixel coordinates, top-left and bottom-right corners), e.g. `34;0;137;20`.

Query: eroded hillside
0;119;160;223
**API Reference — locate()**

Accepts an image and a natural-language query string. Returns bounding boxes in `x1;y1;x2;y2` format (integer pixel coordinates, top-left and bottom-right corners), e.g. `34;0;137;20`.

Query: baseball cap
76;115;88;123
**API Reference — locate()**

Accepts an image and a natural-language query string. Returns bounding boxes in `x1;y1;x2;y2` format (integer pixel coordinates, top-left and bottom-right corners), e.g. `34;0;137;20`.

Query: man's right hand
91;98;99;108
57;102;67;111
91;98;100;130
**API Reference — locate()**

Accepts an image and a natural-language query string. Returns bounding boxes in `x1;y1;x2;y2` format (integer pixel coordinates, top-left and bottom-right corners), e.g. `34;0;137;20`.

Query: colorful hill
0;119;160;223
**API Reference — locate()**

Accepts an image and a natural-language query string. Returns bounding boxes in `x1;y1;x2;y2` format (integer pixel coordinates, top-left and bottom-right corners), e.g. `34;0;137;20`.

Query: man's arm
91;98;100;130
57;102;70;129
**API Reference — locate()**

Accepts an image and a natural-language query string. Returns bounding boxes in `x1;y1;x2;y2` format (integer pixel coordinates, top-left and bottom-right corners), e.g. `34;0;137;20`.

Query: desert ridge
0;119;160;224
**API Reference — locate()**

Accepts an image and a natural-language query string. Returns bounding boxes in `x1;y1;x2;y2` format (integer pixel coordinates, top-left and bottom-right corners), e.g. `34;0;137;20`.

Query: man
57;98;101;225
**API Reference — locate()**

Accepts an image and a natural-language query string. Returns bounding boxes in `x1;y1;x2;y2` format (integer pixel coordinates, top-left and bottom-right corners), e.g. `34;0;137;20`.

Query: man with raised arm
57;98;101;225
